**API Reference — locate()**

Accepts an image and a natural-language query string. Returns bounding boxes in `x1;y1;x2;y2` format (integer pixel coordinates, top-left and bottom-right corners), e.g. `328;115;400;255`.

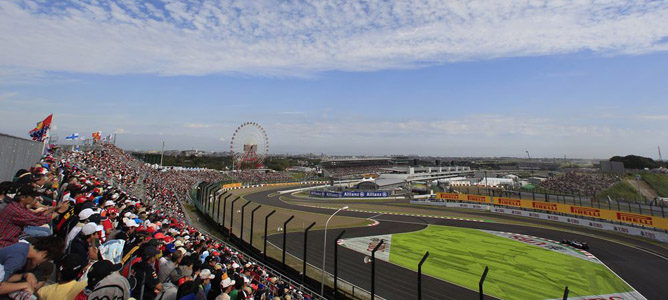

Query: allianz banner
342;191;389;197
311;190;389;198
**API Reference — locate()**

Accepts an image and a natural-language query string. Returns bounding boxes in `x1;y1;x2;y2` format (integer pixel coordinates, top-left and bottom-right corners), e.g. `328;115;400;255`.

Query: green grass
595;181;642;202
389;225;632;300
640;173;668;197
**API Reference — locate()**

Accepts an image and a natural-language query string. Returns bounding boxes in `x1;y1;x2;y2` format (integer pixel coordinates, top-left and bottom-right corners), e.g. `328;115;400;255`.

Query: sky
1;0;668;159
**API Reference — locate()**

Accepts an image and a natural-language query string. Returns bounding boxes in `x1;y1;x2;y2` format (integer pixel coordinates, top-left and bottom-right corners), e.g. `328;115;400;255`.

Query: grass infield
389;225;632;300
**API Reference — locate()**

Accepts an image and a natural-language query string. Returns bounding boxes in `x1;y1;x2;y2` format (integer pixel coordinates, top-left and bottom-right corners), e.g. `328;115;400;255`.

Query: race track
244;189;668;300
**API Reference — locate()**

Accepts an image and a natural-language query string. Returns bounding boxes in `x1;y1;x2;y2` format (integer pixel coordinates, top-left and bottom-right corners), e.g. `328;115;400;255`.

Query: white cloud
0;91;17;101
184;123;213;128
219;137;226;142
1;1;667;77
637;115;668;120
114;128;126;134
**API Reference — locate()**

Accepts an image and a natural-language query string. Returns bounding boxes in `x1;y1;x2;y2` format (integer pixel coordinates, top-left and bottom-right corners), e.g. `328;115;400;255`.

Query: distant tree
610;155;664;169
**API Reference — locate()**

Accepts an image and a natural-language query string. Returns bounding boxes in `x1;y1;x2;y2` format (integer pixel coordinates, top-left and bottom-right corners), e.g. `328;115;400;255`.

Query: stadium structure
3;133;665;300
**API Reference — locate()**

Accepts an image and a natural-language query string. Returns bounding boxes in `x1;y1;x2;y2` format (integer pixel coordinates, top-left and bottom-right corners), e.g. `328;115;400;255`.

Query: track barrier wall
0;133;43;181
195;181;379;299
435;192;668;231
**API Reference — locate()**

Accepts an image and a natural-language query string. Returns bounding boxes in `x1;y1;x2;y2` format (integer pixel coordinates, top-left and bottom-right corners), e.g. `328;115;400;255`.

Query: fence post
418;251;430;300
302;222;316;283
333;230;346;299
240;201;251;243
479;266;489;300
216;192;226;222
263;210;277;261
282;215;295;269
222;194;231;230
229;197;240;236
562;286;569;300
371;239;384;300
250;205;262;248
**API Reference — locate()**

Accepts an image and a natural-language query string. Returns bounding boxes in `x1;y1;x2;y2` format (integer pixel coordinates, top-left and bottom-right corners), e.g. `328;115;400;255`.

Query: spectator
159;250;183;283
69;222;102;265
37;253;87;300
215;273;235;300
0;185;64;247
81;259;131;300
131;245;162;300
0;236;64;296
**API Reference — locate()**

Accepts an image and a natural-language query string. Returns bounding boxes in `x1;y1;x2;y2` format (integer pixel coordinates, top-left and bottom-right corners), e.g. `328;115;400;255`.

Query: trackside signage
310;190;389;198
570;206;601;218
435;192;668;230
413;200;668;243
616;212;653;226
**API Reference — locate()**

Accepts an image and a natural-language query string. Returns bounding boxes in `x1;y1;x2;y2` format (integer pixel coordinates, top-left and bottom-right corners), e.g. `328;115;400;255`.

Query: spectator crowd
539;171;619;196
0;144;314;300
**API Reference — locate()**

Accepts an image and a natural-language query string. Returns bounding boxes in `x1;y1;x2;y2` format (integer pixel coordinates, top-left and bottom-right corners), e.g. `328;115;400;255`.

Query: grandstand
0;141;320;300
319;157;393;179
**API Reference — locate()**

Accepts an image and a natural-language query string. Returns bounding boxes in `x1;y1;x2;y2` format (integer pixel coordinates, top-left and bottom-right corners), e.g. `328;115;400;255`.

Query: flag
65;133;79;140
29;114;53;142
92;131;101;141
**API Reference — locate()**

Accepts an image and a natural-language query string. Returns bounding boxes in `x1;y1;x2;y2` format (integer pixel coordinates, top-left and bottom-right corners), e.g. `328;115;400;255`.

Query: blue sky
1;0;668;158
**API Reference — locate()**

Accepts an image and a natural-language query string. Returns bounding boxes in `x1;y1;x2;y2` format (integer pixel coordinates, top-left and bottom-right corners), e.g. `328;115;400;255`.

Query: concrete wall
0;133;43;182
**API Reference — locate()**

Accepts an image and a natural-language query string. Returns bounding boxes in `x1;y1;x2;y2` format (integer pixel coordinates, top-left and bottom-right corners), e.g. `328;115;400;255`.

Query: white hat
177;247;188;255
124;219;139;228
111;193;119;200
104;200;115;207
221;277;235;288
199;269;215;280
81;222;99;235
232;262;240;269
174;240;184;247
78;208;96;220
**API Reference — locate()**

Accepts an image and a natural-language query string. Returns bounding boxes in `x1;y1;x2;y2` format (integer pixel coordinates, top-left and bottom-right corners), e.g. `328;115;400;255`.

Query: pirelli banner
436;192;491;203
436;193;668;230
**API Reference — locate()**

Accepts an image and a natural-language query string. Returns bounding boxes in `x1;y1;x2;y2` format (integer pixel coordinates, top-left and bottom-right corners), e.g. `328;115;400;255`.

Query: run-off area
339;225;644;300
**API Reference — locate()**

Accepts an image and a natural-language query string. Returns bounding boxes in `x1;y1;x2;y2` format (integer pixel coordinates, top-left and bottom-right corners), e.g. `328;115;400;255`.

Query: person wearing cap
0;236;64;296
69;222;101;266
194;268;214;299
131;246;162;300
215;273;236;300
64;207;98;248
36;254;87;300
228;277;244;300
81;259;130;300
0;185;66;247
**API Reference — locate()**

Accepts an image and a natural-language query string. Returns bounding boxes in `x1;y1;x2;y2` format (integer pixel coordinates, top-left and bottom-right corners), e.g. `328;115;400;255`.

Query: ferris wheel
230;122;269;170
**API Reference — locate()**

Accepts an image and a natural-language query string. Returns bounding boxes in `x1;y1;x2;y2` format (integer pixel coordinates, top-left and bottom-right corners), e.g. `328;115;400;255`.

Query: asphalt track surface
244;189;668;300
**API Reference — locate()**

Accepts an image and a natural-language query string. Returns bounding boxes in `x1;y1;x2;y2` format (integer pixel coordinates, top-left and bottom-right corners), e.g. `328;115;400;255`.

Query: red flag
29;114;53;142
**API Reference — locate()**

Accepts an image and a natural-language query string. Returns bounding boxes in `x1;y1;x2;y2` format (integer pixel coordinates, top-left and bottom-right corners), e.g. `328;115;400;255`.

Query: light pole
320;206;348;296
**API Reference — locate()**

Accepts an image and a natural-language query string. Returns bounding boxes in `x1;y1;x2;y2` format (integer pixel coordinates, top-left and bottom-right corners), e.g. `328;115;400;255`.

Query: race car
560;239;589;250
